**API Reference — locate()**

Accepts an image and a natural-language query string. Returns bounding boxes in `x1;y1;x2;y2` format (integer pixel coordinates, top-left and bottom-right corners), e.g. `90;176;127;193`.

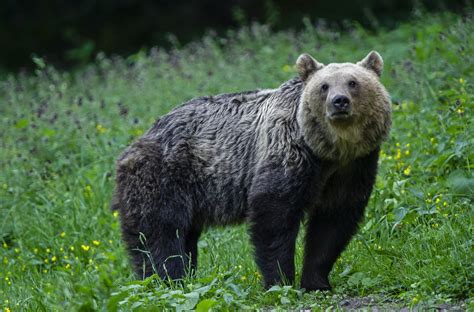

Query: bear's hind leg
113;144;192;281
185;227;202;275
144;221;190;281
117;194;191;281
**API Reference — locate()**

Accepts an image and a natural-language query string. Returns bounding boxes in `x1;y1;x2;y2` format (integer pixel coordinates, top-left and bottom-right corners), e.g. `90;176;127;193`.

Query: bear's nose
332;95;351;111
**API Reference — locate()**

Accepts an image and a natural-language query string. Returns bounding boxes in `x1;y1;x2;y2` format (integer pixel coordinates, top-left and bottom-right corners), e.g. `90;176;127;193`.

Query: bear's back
133;79;305;224
145;88;274;162
137;88;275;223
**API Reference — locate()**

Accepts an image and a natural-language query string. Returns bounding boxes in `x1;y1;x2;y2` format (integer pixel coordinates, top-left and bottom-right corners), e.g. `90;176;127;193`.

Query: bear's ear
296;53;324;81
357;51;383;77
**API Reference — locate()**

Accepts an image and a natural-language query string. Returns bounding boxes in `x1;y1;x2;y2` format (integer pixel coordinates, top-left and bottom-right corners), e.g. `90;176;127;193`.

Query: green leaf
107;291;129;312
32;56;46;69
339;265;354;277
42;128;56;137
447;170;474;197
15;119;29;129
265;285;282;293
223;293;234;304
196;299;218;312
280;296;290;305
393;206;408;222
347;272;365;286
176;292;199;311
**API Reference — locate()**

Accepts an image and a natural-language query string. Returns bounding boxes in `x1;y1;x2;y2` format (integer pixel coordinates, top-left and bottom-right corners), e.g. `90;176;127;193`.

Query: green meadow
1;11;473;311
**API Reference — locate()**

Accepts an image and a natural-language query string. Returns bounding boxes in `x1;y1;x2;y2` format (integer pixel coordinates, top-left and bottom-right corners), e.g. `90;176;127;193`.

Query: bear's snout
332;95;351;111
327;94;352;121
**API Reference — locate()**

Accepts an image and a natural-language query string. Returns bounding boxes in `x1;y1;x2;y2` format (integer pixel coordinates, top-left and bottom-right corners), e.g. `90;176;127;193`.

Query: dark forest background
0;0;471;72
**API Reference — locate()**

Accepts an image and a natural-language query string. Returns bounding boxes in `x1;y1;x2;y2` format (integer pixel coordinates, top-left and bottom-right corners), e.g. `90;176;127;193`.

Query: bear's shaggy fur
112;51;391;291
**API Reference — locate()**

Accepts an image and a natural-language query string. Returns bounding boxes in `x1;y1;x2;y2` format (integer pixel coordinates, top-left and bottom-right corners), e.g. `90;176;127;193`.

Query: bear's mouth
328;111;352;121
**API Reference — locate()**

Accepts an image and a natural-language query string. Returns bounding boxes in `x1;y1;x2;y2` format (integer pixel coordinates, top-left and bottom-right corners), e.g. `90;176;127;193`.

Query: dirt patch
337;297;467;311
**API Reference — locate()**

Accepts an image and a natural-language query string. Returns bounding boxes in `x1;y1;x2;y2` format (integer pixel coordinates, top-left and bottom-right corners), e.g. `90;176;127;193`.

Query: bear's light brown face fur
296;51;392;162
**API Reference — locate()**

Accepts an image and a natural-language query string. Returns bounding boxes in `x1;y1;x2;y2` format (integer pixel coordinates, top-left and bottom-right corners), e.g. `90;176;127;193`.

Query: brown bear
112;51;392;291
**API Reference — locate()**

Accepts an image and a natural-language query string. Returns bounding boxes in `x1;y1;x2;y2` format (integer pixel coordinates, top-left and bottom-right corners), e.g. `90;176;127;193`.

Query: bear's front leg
249;193;303;288
301;212;361;291
301;150;379;291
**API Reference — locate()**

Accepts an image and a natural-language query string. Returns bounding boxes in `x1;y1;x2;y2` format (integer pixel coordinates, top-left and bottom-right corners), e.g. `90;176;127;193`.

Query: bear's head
296;51;392;162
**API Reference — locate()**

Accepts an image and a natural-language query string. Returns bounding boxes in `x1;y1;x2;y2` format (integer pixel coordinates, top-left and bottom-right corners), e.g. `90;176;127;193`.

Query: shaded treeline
0;0;470;71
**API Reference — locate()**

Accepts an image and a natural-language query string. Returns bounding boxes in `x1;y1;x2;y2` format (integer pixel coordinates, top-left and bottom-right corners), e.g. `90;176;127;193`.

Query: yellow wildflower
282;64;292;73
412;296;420;304
403;166;411;176
459;78;465;84
2;242;7;248
132;128;144;137
70;246;75;251
51;256;57;262
113;211;119;218
65;264;71;269
34;248;39;254
46;248;51;253
395;149;402;160
83;185;92;198
60;232;66;238
81;245;90;252
96;124;106;134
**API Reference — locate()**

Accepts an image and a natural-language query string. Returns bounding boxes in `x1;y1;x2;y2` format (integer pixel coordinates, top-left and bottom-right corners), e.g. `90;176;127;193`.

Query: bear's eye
321;84;329;92
348;80;357;88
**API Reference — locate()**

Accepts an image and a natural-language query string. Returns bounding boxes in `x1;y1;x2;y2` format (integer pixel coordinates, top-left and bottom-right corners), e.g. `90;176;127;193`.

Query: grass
1;11;473;311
